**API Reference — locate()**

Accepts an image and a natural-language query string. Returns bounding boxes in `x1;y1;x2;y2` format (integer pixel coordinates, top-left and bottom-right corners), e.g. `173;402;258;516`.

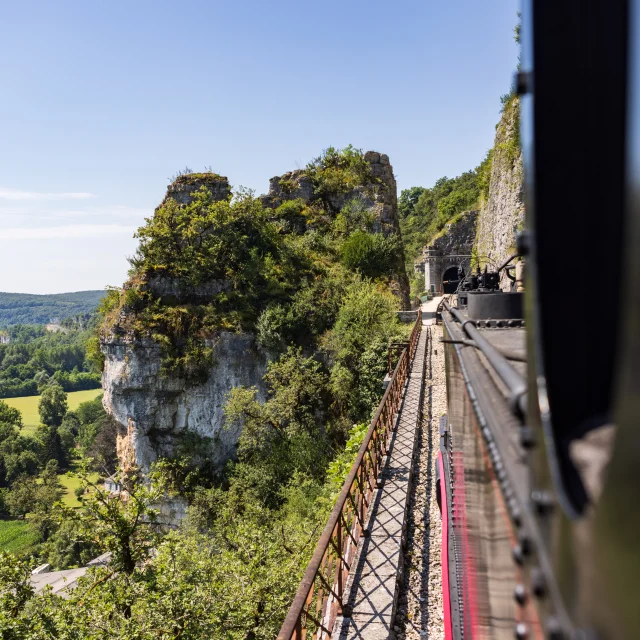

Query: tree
58;463;166;578
0;401;21;429
38;383;68;427
398;186;426;218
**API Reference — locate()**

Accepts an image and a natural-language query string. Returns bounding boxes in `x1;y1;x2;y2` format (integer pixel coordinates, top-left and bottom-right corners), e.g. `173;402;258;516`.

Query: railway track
395;324;446;640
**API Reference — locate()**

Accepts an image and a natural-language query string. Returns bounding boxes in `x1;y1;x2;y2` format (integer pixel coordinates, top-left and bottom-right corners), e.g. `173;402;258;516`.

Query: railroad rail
277;309;423;640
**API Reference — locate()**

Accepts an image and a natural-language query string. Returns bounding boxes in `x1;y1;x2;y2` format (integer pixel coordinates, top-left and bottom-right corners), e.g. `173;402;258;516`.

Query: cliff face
102;151;408;476
475;97;524;287
427;210;479;257
102;331;268;473
102;174;270;474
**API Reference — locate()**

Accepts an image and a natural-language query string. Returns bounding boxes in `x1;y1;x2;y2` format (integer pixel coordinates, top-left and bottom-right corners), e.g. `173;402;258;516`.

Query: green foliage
398;186;426;219
38;383;68;427
409;271;426;302
400;168;483;262
324;280;406;421
477;148;494;204
496;96;521;167
0;520;38;554
304;145;375;206
340;231;401;279
0;322;101;399
332;197;376;235
5;468;61;537
224;347;331;506
272;198;308;233
116;187;312;379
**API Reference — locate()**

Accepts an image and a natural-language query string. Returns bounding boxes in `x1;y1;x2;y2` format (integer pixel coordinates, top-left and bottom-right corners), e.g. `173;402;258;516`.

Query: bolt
532;567;546;598
512;544;524;566
515;622;529;639
514;583;528;605
531;490;555;516
519;533;532;556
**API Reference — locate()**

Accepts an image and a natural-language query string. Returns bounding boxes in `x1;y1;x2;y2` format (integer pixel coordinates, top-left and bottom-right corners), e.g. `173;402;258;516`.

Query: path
332;300;446;639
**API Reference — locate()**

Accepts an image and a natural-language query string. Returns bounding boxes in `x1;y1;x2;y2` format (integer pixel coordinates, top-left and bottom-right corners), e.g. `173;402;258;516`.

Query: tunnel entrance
442;265;463;294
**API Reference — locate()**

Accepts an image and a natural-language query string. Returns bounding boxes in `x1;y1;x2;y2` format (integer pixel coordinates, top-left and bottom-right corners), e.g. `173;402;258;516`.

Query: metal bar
277;309;422;640
443;302;526;416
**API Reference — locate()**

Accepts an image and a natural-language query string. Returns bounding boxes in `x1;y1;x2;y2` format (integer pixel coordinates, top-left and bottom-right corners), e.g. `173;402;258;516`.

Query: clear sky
0;0;519;294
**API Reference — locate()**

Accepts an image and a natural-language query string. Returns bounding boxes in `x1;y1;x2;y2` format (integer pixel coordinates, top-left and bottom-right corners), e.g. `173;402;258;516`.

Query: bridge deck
332;321;429;639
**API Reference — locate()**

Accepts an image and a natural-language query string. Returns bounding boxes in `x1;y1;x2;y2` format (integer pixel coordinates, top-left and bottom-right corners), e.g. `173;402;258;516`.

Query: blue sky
0;0;518;294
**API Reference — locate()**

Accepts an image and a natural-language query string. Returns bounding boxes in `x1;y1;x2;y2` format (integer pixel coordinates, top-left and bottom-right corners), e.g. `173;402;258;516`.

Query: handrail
278;308;423;639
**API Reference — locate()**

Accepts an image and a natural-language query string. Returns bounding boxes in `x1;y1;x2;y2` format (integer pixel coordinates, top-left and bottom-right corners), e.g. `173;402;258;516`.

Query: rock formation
475;97;525;288
101;151;409;478
262;151;410;308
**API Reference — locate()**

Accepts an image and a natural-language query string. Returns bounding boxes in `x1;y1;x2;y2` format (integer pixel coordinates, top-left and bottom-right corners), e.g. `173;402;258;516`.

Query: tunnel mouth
442;265;462;294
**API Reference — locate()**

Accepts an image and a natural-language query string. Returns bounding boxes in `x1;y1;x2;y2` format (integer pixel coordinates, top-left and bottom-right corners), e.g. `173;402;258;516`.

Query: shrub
305;145;375;204
340;231;400;279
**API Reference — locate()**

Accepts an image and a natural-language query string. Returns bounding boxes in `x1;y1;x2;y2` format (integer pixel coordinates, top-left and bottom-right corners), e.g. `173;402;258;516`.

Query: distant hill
0;290;105;326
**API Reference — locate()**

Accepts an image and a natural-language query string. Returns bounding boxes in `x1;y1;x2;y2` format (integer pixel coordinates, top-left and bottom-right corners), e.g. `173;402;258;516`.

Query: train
436;1;640;638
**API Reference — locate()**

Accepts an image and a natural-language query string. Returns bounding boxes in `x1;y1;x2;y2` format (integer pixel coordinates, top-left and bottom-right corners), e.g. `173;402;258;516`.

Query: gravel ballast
395;324;447;640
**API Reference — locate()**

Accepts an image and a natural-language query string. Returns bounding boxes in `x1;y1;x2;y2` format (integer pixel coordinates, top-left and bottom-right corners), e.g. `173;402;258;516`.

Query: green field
58;471;100;507
4;389;102;435
0;519;38;554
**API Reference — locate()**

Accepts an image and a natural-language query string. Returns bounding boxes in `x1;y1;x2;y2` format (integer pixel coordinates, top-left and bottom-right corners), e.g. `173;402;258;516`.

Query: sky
0;0;519;294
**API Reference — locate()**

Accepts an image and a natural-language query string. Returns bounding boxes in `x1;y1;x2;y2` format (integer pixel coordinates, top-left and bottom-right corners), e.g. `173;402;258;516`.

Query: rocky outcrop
261;170;314;208
475;98;524;288
427;210;478;257
262;151;410;308
102;330;269;473
160;173;231;207
102;152;409;481
102;173;267;476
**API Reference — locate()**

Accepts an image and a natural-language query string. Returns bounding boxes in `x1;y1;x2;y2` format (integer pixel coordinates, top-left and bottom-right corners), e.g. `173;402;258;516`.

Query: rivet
519;533;532;556
515;622;529;639
532;567;546;598
514;583;528;605
512;544;524;566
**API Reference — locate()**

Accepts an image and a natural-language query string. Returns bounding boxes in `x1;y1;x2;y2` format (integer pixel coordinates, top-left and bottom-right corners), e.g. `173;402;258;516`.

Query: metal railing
277;309;423;640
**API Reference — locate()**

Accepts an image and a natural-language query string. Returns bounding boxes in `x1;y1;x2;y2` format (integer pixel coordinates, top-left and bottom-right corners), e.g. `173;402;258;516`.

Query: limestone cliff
101;151;408;475
475;97;524;288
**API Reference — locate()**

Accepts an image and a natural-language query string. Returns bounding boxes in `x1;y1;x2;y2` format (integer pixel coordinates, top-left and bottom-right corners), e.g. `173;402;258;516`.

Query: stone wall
475;98;524;289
